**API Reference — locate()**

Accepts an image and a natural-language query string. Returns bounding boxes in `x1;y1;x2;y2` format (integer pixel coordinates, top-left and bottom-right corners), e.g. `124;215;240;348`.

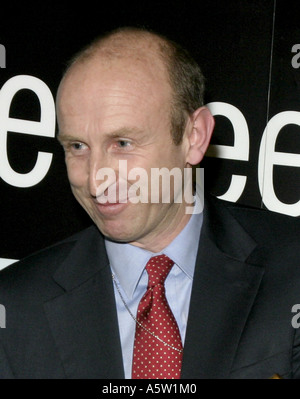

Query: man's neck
129;211;192;253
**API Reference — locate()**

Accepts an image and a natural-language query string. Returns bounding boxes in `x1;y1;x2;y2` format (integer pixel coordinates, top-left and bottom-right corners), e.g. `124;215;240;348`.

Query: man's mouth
93;198;129;216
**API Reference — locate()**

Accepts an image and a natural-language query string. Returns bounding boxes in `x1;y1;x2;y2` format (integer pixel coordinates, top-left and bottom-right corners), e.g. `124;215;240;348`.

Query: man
0;27;300;379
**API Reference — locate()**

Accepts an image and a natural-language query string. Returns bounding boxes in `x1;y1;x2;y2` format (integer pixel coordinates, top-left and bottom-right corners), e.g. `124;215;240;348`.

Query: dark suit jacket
1;195;300;379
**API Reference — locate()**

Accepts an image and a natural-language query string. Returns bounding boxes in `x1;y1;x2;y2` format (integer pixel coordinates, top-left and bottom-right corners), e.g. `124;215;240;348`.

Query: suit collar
44;226;124;378
203;194;257;262
52;226;108;291
53;195;256;292
181;195;265;378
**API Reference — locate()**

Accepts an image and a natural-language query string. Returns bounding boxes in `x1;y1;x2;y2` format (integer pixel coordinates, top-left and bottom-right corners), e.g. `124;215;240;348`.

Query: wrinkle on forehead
57;39;172;116
58;57;170;116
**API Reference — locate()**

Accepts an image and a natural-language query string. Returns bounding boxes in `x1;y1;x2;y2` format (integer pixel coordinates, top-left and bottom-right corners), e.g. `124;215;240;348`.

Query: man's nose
88;152;104;198
88;153;117;198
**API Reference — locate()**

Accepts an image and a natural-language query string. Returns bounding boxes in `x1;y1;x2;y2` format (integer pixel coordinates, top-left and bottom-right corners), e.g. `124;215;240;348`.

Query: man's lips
93;198;129;216
97;201;126;206
95;194;129;205
96;189;137;205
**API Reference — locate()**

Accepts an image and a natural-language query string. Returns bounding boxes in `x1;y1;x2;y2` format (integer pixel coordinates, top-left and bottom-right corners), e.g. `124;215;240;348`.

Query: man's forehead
71;49;166;83
61;32;169;88
58;52;170;112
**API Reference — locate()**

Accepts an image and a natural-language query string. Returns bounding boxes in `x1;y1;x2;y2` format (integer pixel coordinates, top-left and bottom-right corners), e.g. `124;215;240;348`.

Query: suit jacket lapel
43;227;124;379
181;197;265;379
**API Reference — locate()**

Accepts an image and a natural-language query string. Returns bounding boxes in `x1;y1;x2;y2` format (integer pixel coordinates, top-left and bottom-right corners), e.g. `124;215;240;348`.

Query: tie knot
145;255;174;288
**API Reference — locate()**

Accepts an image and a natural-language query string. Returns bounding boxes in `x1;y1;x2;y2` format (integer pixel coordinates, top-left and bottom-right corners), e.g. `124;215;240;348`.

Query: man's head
56;27;214;252
65;27;206;145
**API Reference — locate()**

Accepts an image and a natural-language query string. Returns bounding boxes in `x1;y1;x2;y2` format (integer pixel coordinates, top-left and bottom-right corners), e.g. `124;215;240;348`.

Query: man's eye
114;140;133;150
118;140;130;147
71;142;87;151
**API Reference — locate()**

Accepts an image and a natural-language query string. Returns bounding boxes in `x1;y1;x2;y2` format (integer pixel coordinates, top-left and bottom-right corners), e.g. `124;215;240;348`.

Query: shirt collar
105;208;203;299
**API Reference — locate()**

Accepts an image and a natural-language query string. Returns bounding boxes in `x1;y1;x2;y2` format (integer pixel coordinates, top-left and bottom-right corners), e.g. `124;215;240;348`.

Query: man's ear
185;106;215;166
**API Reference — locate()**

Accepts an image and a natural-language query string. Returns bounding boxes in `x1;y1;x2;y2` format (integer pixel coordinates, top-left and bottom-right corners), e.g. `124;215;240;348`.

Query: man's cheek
67;164;87;188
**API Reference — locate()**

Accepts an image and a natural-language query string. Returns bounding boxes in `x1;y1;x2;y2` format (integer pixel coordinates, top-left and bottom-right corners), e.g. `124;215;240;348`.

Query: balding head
60;27;205;144
68;27;168;66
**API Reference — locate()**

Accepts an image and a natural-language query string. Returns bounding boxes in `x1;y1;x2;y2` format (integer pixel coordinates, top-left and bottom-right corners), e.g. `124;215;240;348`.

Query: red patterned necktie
131;254;183;379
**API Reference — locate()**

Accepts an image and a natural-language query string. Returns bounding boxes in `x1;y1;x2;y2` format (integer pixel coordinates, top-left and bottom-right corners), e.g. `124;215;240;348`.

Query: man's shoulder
203;195;300;293
0;225;100;288
207;194;300;254
223;197;298;235
209;194;297;227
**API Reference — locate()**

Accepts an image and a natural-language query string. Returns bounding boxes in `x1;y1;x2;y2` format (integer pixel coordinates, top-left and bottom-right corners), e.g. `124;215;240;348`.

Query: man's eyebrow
57;133;81;144
106;127;145;138
58;127;145;143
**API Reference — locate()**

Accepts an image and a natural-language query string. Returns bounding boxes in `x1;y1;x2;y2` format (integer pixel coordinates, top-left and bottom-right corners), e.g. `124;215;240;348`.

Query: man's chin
94;219;139;244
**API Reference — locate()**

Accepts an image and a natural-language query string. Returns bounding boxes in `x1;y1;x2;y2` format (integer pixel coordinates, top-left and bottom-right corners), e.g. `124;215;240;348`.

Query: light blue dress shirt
105;209;203;379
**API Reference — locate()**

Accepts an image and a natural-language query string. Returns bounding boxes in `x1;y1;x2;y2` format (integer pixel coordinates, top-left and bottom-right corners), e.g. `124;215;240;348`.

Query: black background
1;0;299;260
